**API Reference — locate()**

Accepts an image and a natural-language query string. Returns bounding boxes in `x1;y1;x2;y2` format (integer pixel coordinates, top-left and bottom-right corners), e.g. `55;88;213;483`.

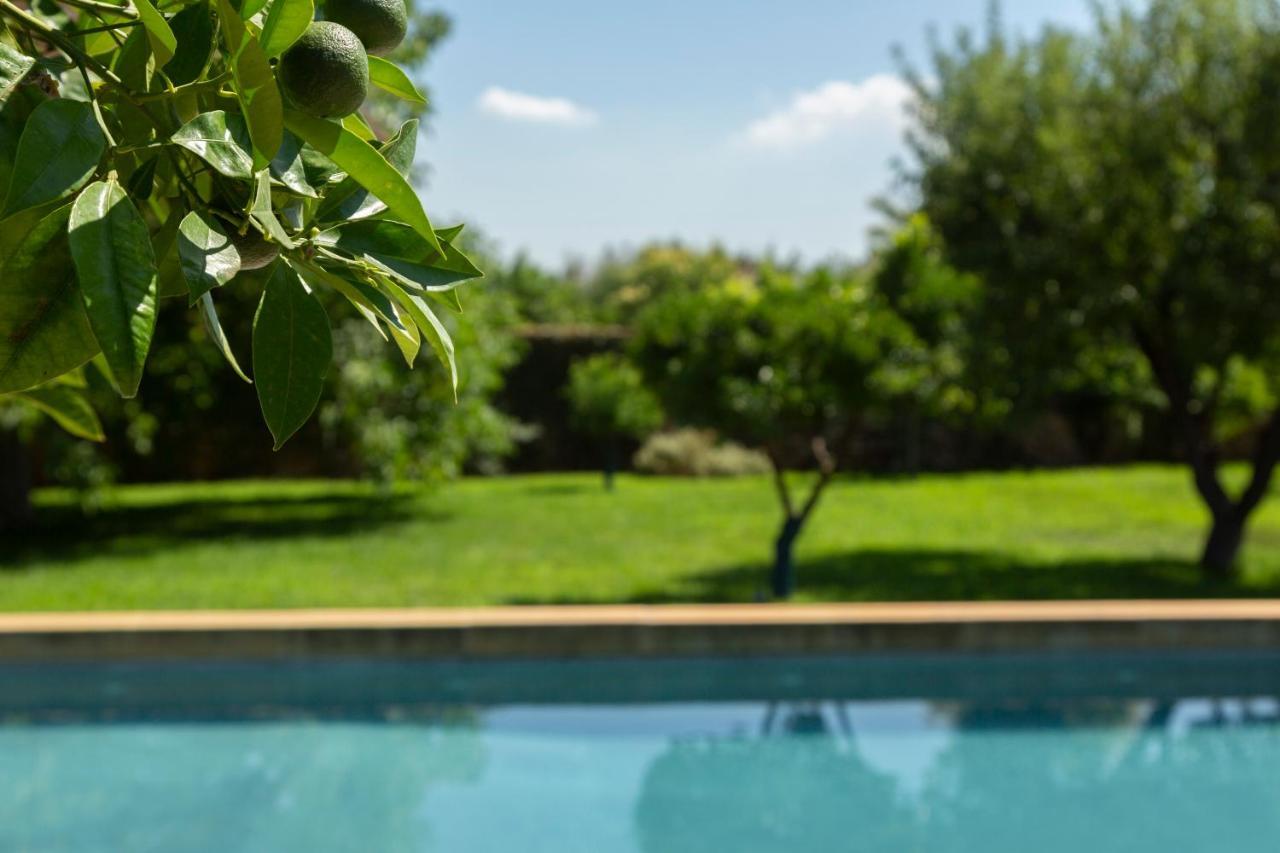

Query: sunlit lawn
4;465;1280;611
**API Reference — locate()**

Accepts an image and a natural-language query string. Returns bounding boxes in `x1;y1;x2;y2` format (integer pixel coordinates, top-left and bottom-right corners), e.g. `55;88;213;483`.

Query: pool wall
0;601;1278;662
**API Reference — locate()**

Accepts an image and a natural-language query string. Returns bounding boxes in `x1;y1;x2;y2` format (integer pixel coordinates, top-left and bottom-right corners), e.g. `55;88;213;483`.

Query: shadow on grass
1;491;437;569
508;548;1280;605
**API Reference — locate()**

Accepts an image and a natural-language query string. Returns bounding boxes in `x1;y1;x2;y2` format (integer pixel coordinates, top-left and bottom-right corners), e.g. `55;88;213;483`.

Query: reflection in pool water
1;656;1278;851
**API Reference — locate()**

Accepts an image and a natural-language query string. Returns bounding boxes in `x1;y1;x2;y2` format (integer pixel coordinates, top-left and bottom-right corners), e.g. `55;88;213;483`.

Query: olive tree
632;265;904;599
0;0;478;527
565;352;663;490
904;0;1280;577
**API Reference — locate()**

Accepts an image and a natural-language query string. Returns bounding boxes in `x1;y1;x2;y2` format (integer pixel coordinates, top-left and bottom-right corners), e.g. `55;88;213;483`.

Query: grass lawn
4;465;1280;611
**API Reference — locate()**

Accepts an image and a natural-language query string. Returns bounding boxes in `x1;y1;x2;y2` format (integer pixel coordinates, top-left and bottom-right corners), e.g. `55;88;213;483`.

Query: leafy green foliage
0;0;479;447
2;99;105;216
566;353;662;441
68;179;158;398
252;264;332;449
904;0;1280;573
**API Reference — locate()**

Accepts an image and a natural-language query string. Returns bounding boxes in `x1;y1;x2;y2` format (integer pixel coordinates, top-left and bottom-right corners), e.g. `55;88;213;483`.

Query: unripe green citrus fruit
323;0;408;57
278;21;370;118
233;231;281;271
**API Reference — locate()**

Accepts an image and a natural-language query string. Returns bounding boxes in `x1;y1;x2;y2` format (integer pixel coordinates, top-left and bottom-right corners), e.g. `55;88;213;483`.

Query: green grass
4;465;1280;611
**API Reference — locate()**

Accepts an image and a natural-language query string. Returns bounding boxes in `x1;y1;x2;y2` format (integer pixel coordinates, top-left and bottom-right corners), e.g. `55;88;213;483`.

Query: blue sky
420;0;1097;268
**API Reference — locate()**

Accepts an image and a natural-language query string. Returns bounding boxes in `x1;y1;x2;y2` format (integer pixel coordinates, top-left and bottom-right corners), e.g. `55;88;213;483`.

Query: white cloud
477;87;598;126
741;75;912;151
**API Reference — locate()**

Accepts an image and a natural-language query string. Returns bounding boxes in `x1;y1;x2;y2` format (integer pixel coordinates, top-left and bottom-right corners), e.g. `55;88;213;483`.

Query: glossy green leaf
288;258;384;341
166;1;215;87
253;264;332;449
178;210;241;303
269;130;317;197
68;179;160;398
285;110;441;254
297;255;405;332
132;0;178;67
240;0;269;19
2;99;106;217
385;304;421;367
367;56;426;104
215;0;283;168
381;278;456;391
15;384;105;441
170;110;254;178
321;220;482;291
249;168;296;248
0;44;34;109
198;292;251;382
341;112;377;141
0;205;99;394
315;119;416;223
259;0;312;57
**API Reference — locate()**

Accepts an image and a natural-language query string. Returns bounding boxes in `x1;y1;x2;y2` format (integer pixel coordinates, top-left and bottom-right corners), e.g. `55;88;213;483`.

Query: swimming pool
3;651;1279;852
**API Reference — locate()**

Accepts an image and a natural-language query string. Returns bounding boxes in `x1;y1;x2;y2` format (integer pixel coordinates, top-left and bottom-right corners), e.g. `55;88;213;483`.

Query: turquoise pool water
2;652;1279;851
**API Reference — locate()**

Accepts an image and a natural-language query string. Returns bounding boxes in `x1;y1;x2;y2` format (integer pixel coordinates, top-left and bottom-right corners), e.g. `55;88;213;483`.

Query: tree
903;0;1280;577
565;352;662;490
0;0;479;527
632;263;904;598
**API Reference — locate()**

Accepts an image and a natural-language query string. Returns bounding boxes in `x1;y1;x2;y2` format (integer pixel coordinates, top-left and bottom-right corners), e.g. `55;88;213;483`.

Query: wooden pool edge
1;601;1279;661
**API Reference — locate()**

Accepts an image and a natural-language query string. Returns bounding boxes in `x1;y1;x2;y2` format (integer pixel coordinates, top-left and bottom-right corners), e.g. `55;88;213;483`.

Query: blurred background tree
565;353;663;490
902;0;1280;577
630;264;910;598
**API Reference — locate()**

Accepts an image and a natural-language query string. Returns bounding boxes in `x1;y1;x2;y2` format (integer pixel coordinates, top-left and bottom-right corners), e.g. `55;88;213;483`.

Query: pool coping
1;601;1279;661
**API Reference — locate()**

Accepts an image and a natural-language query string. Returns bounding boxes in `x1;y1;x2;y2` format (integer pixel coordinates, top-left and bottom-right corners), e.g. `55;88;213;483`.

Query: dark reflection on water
1;654;1279;852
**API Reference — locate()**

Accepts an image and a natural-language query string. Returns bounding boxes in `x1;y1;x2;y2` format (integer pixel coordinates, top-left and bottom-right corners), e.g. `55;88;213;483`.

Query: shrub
634;429;771;478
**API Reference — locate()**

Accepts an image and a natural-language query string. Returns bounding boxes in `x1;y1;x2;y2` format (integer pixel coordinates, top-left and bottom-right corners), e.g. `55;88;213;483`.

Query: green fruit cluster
278;0;409;118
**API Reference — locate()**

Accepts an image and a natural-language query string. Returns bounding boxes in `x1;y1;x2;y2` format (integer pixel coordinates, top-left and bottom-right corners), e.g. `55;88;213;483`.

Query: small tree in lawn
904;0;1280;578
566;353;662;490
0;0;480;528
632;266;901;599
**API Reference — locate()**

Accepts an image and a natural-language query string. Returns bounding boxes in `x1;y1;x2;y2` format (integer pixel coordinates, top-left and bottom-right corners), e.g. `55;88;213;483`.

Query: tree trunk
771;516;804;600
602;438;617;492
1200;511;1246;581
0;429;32;532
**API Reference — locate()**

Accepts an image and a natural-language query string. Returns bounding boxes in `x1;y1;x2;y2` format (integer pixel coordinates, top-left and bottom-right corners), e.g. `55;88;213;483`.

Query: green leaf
285;110;441;254
215;0;283;169
171;110;255;179
198;292;251;382
166;1;215;87
0;205;99;394
253;263;332;449
178;210;241;303
381;279;456;391
132;0;178;68
125;155;159;200
249;168;296;248
288;258;384;340
2;99;106;217
152;210;189;299
341;111;377;141
385;305;421;367
315;118;416;223
367;56;426;104
68;179;160;398
259;0;312;57
269;130;317;197
296;255;405;332
0;44;34;110
320;220;482;291
15;384;104;441
240;0;269;19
